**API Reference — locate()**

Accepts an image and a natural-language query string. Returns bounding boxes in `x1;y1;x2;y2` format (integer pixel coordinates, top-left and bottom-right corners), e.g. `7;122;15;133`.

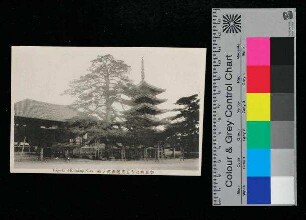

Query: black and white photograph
11;47;206;175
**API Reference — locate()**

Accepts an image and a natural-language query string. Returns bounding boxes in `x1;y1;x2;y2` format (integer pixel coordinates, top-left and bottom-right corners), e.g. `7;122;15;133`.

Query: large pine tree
63;54;131;125
63;55;132;158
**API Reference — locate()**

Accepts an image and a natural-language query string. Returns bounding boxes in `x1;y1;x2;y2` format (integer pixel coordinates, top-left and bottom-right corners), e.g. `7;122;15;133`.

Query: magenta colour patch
247;37;270;66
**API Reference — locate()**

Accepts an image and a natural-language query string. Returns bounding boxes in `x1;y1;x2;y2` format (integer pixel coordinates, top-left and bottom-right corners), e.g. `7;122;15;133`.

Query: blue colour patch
247;149;271;177
247;177;271;204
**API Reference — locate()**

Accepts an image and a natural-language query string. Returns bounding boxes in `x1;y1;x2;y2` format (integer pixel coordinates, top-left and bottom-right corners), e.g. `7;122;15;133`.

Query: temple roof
14;99;81;122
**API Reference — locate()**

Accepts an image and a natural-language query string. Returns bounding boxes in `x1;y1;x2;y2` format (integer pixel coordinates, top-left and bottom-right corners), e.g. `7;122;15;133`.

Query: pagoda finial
141;57;145;82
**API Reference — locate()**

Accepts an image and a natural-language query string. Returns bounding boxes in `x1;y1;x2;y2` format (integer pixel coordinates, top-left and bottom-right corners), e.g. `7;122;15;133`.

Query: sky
12;47;206;118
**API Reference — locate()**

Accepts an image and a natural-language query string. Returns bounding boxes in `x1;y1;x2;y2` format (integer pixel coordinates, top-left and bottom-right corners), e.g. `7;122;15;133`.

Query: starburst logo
222;14;241;33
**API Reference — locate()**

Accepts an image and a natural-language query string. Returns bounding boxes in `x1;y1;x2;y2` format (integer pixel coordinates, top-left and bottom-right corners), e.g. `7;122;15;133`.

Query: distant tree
63;54;131;125
164;94;200;155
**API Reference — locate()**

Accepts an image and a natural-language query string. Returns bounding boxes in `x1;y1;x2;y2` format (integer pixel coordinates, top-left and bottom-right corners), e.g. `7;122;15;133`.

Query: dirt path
14;158;200;171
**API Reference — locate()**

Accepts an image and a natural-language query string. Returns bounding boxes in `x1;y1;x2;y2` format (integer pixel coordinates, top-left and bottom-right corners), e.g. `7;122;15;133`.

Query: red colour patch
247;66;270;93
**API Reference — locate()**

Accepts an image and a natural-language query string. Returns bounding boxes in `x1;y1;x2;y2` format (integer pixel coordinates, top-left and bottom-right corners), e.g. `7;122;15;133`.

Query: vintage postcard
11;47;206;175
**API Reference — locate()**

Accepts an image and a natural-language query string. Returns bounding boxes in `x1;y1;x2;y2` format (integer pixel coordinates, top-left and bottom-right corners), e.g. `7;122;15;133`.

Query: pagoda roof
134;94;167;103
123;103;167;115
134;103;167;114
136;80;166;95
121;94;167;106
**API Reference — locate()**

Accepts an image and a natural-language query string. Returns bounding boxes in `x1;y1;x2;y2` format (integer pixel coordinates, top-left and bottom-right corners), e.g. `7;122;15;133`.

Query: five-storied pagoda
122;57;167;159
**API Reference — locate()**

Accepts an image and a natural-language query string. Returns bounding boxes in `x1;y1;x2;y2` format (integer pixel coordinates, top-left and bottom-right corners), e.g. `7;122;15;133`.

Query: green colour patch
247;121;271;149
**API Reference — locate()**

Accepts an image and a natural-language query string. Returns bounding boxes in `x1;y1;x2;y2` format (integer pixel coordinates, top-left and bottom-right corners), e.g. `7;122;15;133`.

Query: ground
14;158;200;171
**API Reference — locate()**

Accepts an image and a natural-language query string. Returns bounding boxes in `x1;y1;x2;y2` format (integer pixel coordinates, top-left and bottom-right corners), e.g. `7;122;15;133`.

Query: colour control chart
212;9;296;206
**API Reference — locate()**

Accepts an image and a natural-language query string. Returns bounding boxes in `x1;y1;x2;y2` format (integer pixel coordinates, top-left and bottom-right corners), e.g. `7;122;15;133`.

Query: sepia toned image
11;47;206;176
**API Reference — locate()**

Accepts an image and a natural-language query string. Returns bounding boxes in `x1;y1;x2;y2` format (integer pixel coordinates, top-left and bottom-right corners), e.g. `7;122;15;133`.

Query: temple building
13;99;83;160
122;58;168;159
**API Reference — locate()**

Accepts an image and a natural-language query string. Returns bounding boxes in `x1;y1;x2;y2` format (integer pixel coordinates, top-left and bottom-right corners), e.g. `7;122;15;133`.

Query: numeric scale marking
212;8;246;206
212;8;223;206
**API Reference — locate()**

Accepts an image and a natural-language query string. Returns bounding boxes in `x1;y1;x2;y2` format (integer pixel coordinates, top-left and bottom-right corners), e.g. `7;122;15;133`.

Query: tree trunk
105;69;112;126
104;70;112;160
181;147;185;161
157;144;160;161
40;148;44;161
21;137;26;153
121;147;125;161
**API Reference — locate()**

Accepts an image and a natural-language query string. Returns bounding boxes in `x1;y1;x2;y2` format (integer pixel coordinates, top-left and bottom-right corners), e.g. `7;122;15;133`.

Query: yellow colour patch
247;93;270;121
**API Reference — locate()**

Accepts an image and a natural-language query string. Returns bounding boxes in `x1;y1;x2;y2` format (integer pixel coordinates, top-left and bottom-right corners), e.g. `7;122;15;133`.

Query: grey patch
271;93;294;121
271;149;295;176
271;66;294;93
271;121;294;149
